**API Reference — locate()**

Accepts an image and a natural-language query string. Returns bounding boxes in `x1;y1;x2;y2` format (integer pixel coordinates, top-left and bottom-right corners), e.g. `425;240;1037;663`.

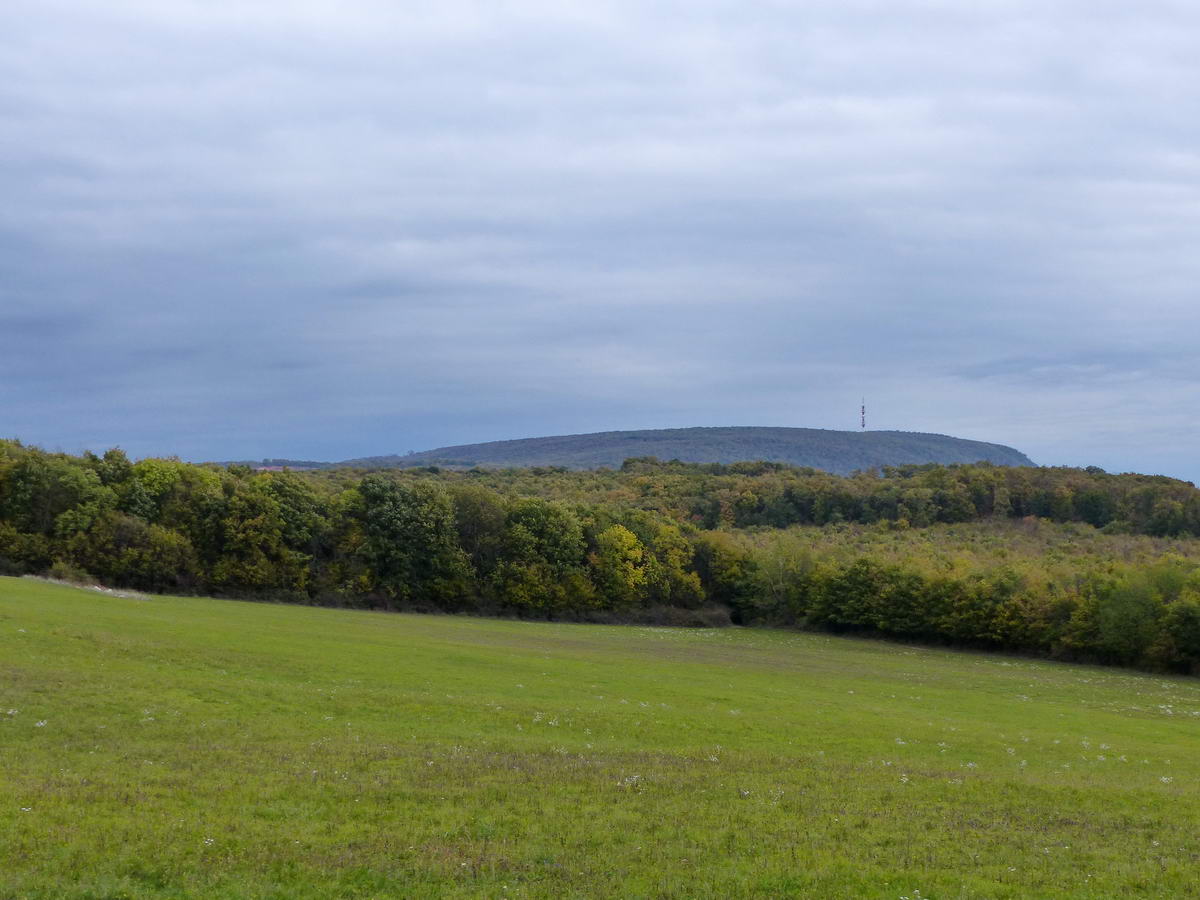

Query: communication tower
861;398;866;430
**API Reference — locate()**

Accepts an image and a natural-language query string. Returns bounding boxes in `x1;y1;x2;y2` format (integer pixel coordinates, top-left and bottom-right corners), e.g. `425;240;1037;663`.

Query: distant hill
332;426;1035;474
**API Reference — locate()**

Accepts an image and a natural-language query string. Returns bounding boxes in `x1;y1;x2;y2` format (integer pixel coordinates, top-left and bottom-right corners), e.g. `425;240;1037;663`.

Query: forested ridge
296;425;1035;474
3;439;1200;673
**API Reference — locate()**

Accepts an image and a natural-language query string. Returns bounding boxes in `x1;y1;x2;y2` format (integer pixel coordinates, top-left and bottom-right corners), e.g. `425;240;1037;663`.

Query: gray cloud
3;1;1200;478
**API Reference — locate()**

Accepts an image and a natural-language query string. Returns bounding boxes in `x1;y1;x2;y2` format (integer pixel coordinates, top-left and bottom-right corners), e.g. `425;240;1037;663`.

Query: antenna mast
861;398;866;431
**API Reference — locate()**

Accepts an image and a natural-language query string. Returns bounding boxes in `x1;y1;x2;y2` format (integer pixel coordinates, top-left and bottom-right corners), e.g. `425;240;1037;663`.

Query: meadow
2;576;1198;898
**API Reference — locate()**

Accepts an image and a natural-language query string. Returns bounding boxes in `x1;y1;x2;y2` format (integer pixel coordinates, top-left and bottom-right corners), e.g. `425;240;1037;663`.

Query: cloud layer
4;1;1200;478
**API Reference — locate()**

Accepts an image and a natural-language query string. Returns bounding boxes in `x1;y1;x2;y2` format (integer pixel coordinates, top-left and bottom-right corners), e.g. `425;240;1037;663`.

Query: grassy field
2;577;1198;898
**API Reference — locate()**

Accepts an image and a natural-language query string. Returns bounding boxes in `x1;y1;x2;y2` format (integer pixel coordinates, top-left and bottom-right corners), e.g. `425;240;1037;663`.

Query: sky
3;1;1200;480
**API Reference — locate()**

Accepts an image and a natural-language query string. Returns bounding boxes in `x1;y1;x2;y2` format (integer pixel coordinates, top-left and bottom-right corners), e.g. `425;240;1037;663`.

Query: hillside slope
339;426;1035;473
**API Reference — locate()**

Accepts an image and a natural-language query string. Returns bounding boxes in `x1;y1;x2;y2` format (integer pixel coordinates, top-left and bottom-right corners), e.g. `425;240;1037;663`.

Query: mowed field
2;577;1198;899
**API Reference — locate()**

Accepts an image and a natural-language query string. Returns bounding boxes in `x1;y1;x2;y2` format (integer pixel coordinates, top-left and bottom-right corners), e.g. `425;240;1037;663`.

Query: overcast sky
3;1;1200;479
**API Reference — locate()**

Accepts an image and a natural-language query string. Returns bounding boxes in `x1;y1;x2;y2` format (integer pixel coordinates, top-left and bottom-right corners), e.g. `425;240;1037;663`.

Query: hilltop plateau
258;426;1035;473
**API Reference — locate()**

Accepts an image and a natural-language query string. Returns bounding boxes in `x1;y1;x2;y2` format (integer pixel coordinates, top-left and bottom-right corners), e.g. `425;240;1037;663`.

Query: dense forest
3;438;1200;673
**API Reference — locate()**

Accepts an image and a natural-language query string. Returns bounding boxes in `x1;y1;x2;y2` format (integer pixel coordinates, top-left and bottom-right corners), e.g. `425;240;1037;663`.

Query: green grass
2;576;1198;899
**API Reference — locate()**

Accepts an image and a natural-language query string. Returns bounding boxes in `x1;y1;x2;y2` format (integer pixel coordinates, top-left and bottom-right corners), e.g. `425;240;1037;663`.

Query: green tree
1158;590;1200;672
591;524;647;607
1092;577;1162;665
493;499;592;613
643;521;704;609
210;483;308;593
68;511;197;591
1;453;108;535
448;484;508;579
356;476;471;607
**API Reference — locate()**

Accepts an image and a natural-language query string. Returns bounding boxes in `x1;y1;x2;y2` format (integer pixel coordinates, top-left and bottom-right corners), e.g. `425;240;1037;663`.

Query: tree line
442;456;1200;536
2;439;1199;672
0;442;708;619
714;522;1200;673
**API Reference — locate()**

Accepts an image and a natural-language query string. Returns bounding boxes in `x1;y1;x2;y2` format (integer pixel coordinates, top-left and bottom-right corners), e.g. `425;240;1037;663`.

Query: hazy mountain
331;426;1034;474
